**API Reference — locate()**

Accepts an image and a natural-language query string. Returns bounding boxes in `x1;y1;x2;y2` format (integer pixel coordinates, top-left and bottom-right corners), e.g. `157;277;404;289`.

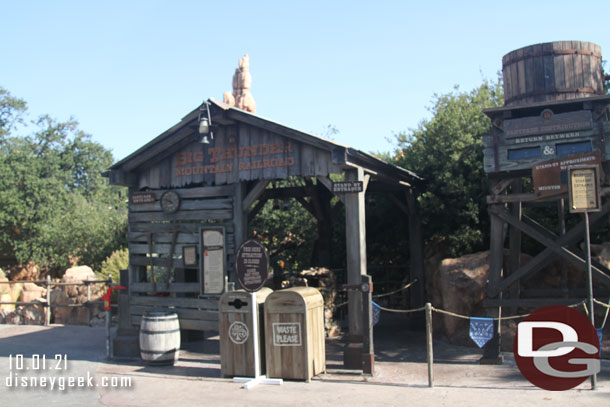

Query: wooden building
480;41;610;360
105;98;424;364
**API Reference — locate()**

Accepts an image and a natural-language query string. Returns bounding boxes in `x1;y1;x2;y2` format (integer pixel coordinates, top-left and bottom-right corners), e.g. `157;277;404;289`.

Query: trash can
219;288;272;377
264;287;325;381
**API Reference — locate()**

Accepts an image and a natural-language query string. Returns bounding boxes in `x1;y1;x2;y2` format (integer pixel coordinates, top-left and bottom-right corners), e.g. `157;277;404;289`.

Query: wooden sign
182;246;198;267
130;192;156;205
568;166;601;213
202;229;225;294
504;110;592;138
235;239;269;292
332;181;363;193
532;151;602;199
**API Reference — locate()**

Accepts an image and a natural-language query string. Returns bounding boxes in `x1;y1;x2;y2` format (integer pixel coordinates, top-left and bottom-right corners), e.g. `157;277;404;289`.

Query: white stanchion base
234;375;283;389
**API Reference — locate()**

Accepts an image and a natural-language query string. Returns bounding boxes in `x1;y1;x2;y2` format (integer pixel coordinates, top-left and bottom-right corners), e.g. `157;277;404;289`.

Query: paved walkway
0;323;608;406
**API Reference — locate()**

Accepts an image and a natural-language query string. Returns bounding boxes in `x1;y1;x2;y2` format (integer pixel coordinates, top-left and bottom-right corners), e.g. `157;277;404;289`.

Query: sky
1;1;609;162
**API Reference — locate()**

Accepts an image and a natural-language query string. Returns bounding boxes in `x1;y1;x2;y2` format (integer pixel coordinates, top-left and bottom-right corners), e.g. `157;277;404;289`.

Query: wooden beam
487;205;506;292
406;188;425;308
388;192;409;215
295;196;318;219
344;167;367;337
242;180;270;211
488;204;610;296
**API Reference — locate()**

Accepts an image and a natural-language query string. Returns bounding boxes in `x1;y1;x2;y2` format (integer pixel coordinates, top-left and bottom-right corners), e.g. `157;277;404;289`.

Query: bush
96;248;129;284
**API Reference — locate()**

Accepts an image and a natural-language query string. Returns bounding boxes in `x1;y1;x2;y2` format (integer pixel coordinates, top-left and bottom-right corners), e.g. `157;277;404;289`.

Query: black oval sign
235;239;269;292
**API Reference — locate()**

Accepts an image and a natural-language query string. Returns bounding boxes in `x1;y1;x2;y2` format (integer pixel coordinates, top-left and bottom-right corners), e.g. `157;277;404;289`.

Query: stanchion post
106;275;112;360
362;275;374;375
45;275;51;326
87;281;92;326
425;302;433;388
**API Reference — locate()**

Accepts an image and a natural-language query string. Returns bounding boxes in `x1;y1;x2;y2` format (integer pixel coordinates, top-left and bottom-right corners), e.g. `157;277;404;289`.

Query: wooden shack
105;98;424;365
480;41;610;361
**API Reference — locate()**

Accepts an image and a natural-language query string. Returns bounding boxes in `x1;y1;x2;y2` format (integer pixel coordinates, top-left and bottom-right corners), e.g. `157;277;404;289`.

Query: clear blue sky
1;1;608;162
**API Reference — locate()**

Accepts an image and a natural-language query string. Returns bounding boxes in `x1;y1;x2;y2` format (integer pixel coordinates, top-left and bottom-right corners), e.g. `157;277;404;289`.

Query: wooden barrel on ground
139;312;180;365
502;41;603;106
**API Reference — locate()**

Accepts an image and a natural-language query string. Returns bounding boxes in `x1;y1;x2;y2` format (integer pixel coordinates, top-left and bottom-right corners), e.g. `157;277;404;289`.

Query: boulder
425;249;530;348
0;293;14;313
0;268;9;296
8;262;40;281
4;310;22;324
10;283;23;304
22;303;44;325
52;266;104;325
20;282;47;303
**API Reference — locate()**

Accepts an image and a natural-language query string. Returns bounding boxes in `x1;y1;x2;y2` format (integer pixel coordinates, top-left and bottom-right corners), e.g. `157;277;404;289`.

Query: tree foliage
0;87;127;275
392;78;504;257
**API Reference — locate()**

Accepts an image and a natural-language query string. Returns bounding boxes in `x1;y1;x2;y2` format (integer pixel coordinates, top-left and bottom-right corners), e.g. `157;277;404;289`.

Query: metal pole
106;276;112;360
87;282;91;326
425;302;433;388
584;211;597;390
45;275;51;326
362;275;374;375
251;291;260;379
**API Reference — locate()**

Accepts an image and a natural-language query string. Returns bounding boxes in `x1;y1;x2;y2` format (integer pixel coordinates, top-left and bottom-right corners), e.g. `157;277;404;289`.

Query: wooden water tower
481;41;610;360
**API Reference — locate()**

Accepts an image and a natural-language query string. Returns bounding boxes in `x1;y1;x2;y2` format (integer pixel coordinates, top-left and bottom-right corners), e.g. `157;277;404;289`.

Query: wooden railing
0;276;115;326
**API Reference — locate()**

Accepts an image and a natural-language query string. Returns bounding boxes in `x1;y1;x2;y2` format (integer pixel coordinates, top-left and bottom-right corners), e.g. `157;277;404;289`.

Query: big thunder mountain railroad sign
235;239;269;292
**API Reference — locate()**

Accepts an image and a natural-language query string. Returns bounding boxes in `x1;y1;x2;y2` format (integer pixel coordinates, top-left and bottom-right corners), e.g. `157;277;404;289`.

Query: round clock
160;191;180;214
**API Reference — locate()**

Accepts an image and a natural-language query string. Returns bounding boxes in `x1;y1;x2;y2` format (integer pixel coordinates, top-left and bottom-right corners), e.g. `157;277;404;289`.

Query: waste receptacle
264;287;325;381
219;288;272;377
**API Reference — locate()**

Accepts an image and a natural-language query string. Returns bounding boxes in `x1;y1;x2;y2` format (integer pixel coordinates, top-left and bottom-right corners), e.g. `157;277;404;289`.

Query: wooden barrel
139;312;180;365
502;41;603;106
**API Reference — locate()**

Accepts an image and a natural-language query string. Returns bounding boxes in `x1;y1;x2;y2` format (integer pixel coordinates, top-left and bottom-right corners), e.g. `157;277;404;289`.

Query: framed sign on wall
200;227;226;295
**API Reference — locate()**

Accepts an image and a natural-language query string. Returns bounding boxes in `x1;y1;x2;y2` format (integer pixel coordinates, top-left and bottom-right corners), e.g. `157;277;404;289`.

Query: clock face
160;191;180;214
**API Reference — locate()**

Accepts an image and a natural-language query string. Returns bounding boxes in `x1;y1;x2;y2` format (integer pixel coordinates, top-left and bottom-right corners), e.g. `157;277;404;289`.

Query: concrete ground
0;318;608;407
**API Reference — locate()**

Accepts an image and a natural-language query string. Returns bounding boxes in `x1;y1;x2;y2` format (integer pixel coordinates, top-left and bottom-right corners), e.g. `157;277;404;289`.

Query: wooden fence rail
0;276;116;326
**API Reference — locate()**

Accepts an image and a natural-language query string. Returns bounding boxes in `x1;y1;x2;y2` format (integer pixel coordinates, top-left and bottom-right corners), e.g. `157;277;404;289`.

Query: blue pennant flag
597;328;603;357
372;301;381;326
469;317;494;348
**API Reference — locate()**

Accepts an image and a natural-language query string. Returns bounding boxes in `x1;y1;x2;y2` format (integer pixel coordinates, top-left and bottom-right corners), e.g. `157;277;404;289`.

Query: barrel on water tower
139;312;181;365
502;41;604;106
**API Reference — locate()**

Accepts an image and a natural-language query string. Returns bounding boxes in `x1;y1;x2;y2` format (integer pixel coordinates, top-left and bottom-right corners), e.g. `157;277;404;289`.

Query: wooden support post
344;168;367;337
508;180;522;313
343;167;367;369
406;188;425;309
233;182;248;286
482;203;505;364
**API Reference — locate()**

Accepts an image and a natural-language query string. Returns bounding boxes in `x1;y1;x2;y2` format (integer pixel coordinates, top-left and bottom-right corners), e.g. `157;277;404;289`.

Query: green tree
0;87;127;275
392;78;503;257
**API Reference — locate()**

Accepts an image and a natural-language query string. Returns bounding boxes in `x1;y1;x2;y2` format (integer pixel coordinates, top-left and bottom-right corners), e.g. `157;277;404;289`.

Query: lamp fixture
198;101;214;144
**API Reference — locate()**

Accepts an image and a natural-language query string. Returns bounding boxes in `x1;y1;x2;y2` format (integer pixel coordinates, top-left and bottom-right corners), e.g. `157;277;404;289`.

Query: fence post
86;282;91;326
425;302;433;388
45;275;51;326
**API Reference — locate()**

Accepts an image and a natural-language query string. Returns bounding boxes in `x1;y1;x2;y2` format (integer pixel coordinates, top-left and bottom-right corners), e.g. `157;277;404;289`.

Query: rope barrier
376;304;426;314
372;280;418;300
373;300;588;321
593;298;610;309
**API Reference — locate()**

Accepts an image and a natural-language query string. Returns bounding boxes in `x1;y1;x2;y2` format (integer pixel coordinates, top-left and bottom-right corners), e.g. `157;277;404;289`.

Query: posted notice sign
235;239;269;292
568;166;601;213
